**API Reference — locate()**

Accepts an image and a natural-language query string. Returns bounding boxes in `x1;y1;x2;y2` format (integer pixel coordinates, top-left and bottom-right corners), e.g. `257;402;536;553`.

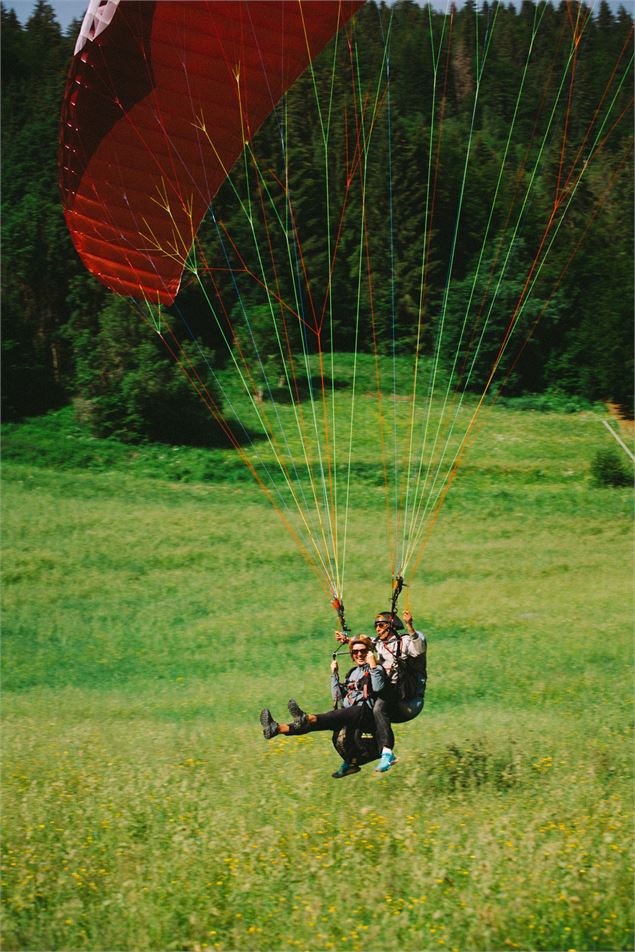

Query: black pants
373;685;425;750
287;704;375;747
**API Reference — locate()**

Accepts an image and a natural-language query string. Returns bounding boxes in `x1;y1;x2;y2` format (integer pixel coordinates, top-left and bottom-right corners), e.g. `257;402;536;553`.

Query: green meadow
2;393;633;951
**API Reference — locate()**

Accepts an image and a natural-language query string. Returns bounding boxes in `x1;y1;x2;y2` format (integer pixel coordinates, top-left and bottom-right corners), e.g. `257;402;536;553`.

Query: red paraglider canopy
59;0;364;304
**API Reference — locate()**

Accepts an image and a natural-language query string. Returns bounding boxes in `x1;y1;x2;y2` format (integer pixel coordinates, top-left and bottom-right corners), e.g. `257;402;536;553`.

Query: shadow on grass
261;374;350;404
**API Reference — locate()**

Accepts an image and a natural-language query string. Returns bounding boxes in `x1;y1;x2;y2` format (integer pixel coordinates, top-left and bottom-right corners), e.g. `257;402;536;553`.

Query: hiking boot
287;698;309;730
332;761;361;779
260;708;279;740
374;751;398;773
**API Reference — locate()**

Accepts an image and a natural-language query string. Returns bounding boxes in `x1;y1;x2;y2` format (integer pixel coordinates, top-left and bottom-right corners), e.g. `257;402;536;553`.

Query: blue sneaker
332;761;361;779
374;751;397;773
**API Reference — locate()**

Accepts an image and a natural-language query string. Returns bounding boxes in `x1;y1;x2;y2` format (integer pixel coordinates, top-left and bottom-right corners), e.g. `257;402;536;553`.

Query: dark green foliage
497;389;597;412
426;739;521;792
65;296;224;445
590;447;632;487
1;0;633;434
202;0;633;410
1;2;78;418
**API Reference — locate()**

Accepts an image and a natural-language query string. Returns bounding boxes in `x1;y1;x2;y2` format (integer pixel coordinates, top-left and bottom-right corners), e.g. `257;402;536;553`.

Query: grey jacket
375;630;427;685
331;662;386;707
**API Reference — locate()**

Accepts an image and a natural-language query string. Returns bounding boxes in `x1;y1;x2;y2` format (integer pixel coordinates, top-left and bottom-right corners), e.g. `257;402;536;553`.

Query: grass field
2;395;633;952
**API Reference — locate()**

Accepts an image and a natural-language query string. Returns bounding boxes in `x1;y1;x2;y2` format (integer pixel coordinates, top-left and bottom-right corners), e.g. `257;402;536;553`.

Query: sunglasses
352;647;368;654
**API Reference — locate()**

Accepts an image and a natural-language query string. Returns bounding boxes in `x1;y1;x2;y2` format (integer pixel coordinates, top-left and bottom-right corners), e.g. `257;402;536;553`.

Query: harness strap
391;575;405;615
343;667;373;708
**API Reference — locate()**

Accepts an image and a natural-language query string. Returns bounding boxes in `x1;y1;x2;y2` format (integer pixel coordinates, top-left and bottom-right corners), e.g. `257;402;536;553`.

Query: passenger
260;635;385;778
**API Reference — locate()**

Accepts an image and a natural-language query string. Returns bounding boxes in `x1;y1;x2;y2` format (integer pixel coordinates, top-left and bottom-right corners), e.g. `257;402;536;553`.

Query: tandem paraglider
260;607;427;777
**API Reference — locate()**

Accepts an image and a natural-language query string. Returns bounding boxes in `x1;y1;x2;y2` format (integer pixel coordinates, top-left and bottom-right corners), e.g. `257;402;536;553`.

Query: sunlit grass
2;396;633;950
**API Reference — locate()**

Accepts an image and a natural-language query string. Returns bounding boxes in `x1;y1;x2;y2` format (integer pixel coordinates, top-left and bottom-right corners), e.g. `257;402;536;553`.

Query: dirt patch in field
606;402;634;437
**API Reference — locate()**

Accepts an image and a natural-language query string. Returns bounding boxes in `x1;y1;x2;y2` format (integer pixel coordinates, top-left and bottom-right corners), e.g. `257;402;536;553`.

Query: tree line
2;0;633;443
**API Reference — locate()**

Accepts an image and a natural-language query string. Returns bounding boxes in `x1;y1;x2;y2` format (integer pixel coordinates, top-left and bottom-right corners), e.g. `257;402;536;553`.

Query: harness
332;663;375;710
331;665;373;710
345;667;372;706
377;633;427;701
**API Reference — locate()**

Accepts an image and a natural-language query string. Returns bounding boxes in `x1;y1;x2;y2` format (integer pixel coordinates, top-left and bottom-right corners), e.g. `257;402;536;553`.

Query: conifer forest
2;1;633;438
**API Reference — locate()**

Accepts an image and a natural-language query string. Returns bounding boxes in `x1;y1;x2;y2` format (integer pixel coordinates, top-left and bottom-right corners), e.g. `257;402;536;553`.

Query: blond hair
349;634;373;659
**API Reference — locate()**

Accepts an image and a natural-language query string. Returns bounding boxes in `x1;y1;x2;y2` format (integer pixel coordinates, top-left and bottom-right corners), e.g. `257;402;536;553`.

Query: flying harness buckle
391;575;406;616
331;595;351;660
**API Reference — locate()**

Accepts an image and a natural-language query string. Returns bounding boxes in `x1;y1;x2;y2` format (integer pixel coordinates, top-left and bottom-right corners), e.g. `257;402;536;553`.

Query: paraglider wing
59;0;364;304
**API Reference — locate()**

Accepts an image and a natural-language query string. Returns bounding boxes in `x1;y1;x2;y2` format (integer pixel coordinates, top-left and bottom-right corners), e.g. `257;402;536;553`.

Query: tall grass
2;398;633;951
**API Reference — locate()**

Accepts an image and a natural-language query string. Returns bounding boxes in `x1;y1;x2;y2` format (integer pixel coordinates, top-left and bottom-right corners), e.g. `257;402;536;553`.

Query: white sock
382;747;393;755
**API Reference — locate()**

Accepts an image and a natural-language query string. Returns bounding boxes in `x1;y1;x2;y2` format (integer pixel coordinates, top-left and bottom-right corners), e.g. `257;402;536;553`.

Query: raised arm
403;610;425;656
365;644;387;692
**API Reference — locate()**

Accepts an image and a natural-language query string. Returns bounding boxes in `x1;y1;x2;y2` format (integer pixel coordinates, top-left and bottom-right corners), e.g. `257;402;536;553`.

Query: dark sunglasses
352;647;368;654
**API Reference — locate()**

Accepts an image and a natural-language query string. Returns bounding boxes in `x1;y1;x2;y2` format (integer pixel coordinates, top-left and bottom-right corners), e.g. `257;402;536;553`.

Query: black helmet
374;611;404;631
